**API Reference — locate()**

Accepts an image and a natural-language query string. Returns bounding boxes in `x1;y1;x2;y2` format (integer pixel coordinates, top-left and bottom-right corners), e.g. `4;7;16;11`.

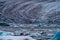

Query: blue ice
50;31;60;40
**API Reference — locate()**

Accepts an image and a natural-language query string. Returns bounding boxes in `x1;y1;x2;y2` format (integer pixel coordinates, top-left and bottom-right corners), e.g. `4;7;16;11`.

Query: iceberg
50;31;60;40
